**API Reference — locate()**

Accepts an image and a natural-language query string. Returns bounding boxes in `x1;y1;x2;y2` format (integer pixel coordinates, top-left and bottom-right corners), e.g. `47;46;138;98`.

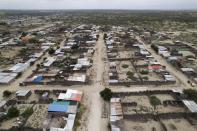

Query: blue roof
33;76;43;83
48;104;68;113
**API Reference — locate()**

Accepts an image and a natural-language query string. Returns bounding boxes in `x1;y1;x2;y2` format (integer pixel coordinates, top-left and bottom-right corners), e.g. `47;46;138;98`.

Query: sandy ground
162;119;197;131
123;120;162;131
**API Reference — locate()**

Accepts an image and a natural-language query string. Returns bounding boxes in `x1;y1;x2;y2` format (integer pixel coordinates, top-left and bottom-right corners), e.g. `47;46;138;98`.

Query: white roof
109;80;118;83
73;64;82;70
41;46;50;51
30;52;43;58
77;58;90;67
140;50;150;55
164;75;175;81
111;127;121;131
58;89;82;100
0;100;7;107
149;60;160;65
9;63;29;73
16;90;31;97
172;89;183;94
64;114;76;131
158;46;167;51
182;100;197;113
0;72;18;84
43;57;56;67
67;74;86;82
168;56;178;60
181;68;194;72
86;40;96;44
42;42;56;46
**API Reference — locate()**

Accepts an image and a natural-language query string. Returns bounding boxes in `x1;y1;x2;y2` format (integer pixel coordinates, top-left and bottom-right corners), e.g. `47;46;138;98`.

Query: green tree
28;38;39;43
184;89;197;103
21;107;34;118
48;48;55;55
3;90;12;98
7;107;20;118
100;88;112;101
126;71;134;79
149;96;161;109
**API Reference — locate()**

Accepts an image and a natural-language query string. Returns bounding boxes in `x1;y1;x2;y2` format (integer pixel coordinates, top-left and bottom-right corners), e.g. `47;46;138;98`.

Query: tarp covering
33;76;44;83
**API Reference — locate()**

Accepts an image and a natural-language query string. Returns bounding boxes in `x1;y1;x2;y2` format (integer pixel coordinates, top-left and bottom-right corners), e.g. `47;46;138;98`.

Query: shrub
21;107;34;118
142;76;149;80
100;88;112;101
3;90;12;98
48;48;55;55
28;38;39;43
183;89;197;103
140;70;149;74
149;96;161;108
126;71;134;79
122;64;129;68
7;107;20;118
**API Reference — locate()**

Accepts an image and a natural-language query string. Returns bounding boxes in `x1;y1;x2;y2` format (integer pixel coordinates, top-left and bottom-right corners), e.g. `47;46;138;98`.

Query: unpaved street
86;33;108;131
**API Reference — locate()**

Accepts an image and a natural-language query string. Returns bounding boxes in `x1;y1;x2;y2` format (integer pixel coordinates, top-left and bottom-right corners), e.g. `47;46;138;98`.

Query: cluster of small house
0;41;55;84
44;89;83;131
105;28;176;85
23;25;99;85
0;88;83;131
152;41;197;85
110;98;123;131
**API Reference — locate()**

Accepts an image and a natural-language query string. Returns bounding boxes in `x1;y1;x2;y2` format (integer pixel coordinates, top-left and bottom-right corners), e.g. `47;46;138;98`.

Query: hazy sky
0;0;197;10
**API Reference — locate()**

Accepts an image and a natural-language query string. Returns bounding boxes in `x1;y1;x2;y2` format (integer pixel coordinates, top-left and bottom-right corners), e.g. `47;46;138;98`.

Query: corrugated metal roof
16;90;31;97
48;104;68;113
58;89;83;102
0;72;17;84
182;100;197;113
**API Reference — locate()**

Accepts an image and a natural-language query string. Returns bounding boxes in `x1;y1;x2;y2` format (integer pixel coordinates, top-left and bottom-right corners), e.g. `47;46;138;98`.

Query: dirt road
86;33;108;131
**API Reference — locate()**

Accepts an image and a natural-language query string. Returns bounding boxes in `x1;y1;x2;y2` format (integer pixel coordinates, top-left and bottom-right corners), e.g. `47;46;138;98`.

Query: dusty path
86;33;108;131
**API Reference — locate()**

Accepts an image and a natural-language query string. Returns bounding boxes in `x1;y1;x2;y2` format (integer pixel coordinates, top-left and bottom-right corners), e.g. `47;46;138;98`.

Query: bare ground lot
121;94;186;115
122;118;197;131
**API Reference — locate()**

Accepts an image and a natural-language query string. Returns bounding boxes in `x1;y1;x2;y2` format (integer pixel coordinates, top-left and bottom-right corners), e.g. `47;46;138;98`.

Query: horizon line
0;9;197;11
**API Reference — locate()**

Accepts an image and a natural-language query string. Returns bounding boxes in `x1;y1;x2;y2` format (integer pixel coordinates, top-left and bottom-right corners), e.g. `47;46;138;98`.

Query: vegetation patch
183;89;197;103
100;88;112;101
74;103;87;131
3;90;12;98
7;107;20;118
21;107;34;118
140;70;149;75
122;64;129;68
149;96;161;108
126;71;134;79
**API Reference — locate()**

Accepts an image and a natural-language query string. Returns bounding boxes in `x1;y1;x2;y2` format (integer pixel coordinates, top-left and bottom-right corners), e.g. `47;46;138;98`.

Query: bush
7;107;20;118
126;71;134;79
100;88;112;101
3;90;12;98
183;89;197;103
149;96;161;108
142;76;149;80
28;38;39;43
21;107;34;118
122;64;129;68
151;44;158;52
140;70;149;74
48;48;55;55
